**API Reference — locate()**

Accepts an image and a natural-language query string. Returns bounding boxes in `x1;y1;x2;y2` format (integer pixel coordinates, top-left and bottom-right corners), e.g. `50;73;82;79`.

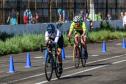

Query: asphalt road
0;40;126;84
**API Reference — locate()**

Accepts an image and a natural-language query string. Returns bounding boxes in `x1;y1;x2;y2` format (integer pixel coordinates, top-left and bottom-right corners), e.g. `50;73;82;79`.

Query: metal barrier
0;20;124;35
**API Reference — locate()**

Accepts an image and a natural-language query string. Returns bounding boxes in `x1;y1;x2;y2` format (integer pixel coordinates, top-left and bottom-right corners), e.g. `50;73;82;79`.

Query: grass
0;30;126;56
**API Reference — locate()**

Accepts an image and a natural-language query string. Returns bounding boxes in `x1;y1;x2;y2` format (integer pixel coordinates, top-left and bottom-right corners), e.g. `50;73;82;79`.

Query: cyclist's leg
74;33;80;48
74;33;81;58
57;35;64;73
81;34;87;48
57;48;62;63
81;34;88;59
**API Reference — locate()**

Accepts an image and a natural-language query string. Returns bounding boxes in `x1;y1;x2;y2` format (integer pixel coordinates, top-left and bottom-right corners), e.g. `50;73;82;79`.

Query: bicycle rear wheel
74;47;80;68
45;53;53;81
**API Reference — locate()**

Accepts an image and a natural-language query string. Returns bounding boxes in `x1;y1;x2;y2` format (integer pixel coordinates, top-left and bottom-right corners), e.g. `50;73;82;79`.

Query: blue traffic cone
25;52;32;68
122;38;126;48
61;47;65;61
9;56;15;73
125;40;126;48
102;40;107;53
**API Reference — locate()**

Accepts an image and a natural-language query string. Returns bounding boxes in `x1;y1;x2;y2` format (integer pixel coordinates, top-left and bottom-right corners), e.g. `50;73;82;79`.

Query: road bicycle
69;36;88;68
41;37;62;81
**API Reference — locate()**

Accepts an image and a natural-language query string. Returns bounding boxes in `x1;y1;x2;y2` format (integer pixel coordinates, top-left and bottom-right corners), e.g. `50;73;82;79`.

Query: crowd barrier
0;20;124;35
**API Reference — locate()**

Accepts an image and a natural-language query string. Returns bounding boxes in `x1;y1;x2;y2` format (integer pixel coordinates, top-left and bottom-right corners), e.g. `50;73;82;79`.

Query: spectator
97;12;102;21
23;9;29;24
28;9;33;24
123;12;126;29
35;12;39;23
106;13;112;20
32;16;36;24
31;12;39;24
23;8;33;24
90;20;94;31
7;9;18;25
57;8;65;23
85;12;90;21
119;12;124;20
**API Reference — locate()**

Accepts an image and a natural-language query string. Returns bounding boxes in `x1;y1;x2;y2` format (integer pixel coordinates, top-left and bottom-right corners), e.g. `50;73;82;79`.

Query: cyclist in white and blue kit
45;24;64;73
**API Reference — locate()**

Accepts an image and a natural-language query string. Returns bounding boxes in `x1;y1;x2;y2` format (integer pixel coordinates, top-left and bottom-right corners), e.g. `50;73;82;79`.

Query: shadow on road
86;63;112;67
60;74;92;80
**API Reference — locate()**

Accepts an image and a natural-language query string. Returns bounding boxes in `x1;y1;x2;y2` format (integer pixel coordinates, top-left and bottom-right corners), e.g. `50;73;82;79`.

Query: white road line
112;60;126;64
116;43;121;46
33;55;73;59
36;59;126;84
33;54;100;59
8;54;126;83
11;73;45;83
34;57;43;59
36;66;108;84
64;54;126;70
90;55;99;57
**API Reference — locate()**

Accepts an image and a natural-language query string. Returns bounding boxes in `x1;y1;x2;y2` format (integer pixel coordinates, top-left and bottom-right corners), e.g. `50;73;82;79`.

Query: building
0;0;126;24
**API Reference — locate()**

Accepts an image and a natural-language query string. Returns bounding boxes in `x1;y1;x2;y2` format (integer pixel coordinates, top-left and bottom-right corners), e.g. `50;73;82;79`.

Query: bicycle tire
55;52;62;79
81;46;87;67
81;58;86;67
45;53;53;81
74;47;80;68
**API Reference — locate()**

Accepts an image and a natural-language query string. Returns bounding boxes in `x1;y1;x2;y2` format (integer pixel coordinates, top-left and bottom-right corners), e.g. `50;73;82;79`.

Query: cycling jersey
45;28;64;49
69;22;86;33
45;29;61;44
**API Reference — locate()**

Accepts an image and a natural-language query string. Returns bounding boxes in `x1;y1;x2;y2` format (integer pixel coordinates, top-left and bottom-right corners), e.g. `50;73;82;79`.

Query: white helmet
73;15;82;22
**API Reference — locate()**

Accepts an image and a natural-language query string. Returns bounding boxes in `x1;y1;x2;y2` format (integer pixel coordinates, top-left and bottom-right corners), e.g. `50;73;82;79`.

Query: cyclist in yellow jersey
68;15;88;59
68;16;88;59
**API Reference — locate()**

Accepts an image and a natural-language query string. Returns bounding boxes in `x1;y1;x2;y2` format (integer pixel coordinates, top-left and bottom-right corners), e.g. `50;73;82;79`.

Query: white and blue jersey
45;29;61;44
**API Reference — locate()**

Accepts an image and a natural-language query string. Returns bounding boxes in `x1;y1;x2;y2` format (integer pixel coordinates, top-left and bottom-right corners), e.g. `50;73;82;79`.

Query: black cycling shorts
57;35;64;49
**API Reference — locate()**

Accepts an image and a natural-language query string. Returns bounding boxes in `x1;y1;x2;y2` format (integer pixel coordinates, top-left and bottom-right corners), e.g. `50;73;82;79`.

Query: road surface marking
7;54;126;83
64;54;126;70
35;59;126;84
116;43;121;46
90;55;99;57
34;54;100;59
33;55;73;59
10;73;45;83
112;60;126;64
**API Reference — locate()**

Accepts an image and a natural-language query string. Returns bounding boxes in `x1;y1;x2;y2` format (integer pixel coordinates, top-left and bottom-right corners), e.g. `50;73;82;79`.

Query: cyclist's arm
54;29;60;44
45;31;49;44
68;22;74;37
82;22;86;36
81;22;87;42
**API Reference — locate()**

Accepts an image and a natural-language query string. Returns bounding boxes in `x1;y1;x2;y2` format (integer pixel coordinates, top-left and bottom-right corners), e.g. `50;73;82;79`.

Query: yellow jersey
69;22;86;33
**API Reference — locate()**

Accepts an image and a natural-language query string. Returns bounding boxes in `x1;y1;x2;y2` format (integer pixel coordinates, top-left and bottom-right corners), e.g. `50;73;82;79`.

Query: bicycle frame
73;35;87;68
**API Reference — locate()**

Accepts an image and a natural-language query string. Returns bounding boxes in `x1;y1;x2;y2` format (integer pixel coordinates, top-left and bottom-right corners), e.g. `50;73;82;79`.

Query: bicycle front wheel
74;47;80;68
45;53;53;81
55;54;62;79
81;58;86;67
81;47;87;67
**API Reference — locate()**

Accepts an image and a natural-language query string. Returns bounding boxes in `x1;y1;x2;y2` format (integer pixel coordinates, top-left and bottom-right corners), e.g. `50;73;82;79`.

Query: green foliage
0;31;126;56
88;30;126;43
0;34;44;56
